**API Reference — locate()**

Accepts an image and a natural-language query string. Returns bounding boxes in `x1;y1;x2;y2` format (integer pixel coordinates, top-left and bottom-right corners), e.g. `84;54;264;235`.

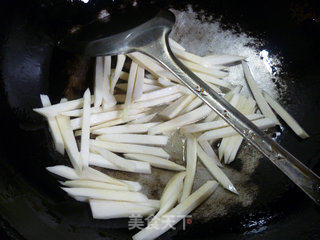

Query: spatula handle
138;28;320;204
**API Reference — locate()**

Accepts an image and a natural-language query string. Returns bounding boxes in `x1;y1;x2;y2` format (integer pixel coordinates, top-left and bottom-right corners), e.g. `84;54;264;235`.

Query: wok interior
1;0;320;239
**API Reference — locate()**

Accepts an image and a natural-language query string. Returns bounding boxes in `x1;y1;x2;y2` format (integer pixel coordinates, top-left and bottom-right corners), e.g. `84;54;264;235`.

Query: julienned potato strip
133;181;219;240
124;153;186;171
89;199;157;220
40;95;65;155
47;165;142;191
90;147;151;174
33;38;307;240
97;133;168;146
179;136;197;202
92;122;160;135
80;89;91;168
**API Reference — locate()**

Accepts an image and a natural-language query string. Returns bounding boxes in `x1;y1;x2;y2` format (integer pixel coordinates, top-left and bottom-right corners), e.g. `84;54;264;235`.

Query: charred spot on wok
228;158;243;172
64;55;93;100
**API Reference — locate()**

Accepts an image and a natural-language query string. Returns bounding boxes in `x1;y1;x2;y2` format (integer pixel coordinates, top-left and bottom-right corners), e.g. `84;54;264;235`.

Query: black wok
0;0;320;239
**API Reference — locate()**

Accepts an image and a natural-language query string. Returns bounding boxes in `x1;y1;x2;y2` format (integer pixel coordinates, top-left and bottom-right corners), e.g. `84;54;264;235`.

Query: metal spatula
60;7;320;203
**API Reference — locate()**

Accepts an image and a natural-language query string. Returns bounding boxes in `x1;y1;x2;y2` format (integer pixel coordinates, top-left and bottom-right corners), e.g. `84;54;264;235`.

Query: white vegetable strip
80;167;127;186
124;153;185;171
180;97;203;114
172;47;209;67
218;94;246;161
46;165;141;191
181;58;228;71
142;84;162;92
181;113;263;133
154;172;186;219
143;78;159;85
208;93;240;144
47;165;79;180
218;135;229;162
60;98;68;103
180;136;197;202
80;89;91;168
40;94;51;107
176;84;193;95
198;140;222;167
159;95;187;119
203;112;218;124
91;145;138;171
91;140;170;159
71;196;87;202
125;61;138;106
220;138;235;163
131;113;157;124
136;86;180;102
94;57;114;107
132;180;218;240
263;91;309;139
228;93;241;107
197;143;238;194
111;69;129;80
198;117;276;141
34;96;93;117
203;54;246;65
224;97;256;164
81;168;140;189
118;83;161;93
227;137;243;164
56;115;82;171
62;187;148;202
89;152;151;174
128;52;179;82
158;77;174;87
132;93;183;109
141;200;160;209
149;105;211;135
120;180;142;192
90;144;151;174
226;85;243;100
92;122;159;135
103;56;117;108
110;54;126;93
159;95;195;120
97;133;168;146
242;61;280;124
218;92;240;117
132;66;145;100
87;113;149;132
61;180;133;191
71;108;145;130
217;102;257;162
61;106;102;117
180;59;228;78
89;199;156;219
40;95;64;155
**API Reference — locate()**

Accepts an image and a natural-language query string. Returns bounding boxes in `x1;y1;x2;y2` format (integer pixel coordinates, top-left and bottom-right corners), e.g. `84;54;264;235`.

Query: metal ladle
60;8;320;203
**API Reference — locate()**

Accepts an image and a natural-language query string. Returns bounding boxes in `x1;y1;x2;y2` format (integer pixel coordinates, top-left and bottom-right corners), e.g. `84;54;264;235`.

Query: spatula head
59;7;175;56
